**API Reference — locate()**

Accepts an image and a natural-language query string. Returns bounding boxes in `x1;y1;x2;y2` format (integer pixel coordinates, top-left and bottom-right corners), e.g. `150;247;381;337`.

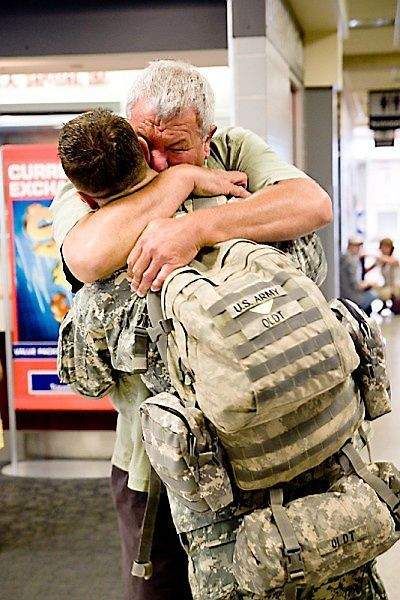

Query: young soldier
56;106;249;600
58;108;248;211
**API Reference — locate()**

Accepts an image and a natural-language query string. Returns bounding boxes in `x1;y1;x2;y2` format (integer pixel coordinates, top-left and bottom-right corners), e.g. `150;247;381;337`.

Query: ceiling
286;0;343;33
344;0;400;125
288;0;400;126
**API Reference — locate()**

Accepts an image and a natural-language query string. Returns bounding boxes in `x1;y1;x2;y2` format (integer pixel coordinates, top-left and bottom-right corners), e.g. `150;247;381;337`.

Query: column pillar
304;87;340;299
227;0;268;139
304;31;343;299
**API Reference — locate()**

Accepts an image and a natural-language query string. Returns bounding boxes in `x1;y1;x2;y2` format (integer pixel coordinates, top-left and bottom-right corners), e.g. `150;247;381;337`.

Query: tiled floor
0;316;399;599
0;466;122;600
372;315;400;599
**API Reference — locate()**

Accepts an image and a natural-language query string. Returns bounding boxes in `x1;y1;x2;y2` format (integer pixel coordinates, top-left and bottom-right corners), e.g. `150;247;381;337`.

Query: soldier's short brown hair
58;108;146;197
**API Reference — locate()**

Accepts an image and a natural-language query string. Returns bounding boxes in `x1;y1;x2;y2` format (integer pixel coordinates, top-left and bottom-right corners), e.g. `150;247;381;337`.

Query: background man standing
340;236;377;315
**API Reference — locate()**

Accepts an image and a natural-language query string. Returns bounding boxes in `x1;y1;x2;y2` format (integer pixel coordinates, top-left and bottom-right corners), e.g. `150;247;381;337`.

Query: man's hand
378;255;398;266
127;217;201;297
190;166;249;198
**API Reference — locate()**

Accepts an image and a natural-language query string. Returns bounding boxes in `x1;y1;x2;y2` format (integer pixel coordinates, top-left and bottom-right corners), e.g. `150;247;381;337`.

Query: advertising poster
1;144;112;410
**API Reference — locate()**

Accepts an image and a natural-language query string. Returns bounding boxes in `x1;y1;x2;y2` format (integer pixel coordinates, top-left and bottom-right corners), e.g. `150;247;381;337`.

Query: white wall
365;158;400;247
340;98;358;250
265;38;293;163
348;128;400;251
228;0;304;165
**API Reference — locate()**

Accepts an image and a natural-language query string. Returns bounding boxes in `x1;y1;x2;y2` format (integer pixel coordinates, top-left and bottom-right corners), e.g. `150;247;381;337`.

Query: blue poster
12;199;73;342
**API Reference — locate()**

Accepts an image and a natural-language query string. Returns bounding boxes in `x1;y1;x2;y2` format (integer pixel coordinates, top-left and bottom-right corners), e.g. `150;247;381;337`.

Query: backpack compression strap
269;488;308;600
341;443;400;525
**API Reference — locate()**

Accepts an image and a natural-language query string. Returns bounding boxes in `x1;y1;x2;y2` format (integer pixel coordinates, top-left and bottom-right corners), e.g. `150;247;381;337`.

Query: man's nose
150;150;168;172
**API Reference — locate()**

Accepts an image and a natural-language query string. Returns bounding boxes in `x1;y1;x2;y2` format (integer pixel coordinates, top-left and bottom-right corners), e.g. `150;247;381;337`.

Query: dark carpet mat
0;469;123;600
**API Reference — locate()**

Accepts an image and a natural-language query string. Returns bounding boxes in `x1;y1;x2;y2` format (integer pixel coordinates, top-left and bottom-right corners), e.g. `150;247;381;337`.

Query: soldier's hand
127;217;201;297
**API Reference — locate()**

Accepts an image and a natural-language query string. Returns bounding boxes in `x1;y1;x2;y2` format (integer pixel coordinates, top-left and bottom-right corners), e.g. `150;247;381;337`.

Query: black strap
61;247;83;293
131;468;162;580
146;292;172;369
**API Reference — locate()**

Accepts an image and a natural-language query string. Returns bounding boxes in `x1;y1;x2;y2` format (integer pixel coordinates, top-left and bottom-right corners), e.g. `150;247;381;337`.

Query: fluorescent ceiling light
348;17;394;29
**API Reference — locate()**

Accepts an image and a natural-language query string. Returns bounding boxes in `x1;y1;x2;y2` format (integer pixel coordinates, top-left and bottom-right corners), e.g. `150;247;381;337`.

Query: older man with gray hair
52;60;332;600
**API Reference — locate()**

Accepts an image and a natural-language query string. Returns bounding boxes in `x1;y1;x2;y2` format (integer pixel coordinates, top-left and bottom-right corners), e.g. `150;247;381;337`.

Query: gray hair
126;60;215;136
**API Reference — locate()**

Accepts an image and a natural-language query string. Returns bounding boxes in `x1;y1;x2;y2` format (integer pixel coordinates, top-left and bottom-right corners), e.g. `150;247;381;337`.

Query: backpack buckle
284;547;305;582
131;560;153;580
392;501;400;526
177;358;195;387
132;327;149;373
188;434;197;459
188;435;201;481
159;318;173;334
134;326;148;337
146;319;173;343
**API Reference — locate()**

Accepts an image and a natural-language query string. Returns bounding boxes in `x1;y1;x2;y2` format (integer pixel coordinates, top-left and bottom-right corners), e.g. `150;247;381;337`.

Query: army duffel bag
140;392;234;513
147;239;361;491
233;443;400;599
330;298;391;420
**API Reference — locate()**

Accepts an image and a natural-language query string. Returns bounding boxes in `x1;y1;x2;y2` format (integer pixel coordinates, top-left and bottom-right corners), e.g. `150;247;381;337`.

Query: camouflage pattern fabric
275;234;327;289
172;449;391;600
182;517;388;600
154;410;372;536
140;331;175;395
58;296;116;398
57;268;147;407
330;298;391;421
55;218;386;600
140;391;234;512
233;473;397;596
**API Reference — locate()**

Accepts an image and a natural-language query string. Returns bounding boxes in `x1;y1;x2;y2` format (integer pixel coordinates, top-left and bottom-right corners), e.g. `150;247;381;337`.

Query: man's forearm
191;178;332;247
126;177;333;297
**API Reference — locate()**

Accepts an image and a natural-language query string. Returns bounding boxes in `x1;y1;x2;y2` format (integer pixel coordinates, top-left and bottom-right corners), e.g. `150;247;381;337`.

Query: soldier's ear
203;125;217;158
138;136;151;165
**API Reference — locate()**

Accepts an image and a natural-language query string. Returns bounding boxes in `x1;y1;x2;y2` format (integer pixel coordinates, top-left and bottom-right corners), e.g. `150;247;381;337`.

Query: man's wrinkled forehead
129;100;202;137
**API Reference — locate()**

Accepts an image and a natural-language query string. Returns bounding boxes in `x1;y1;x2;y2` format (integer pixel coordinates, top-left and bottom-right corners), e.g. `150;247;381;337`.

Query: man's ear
203;125;217;158
138;136;151;165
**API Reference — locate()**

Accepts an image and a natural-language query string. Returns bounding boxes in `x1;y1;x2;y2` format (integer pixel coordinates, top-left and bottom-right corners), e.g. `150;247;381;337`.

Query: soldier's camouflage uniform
58;235;387;600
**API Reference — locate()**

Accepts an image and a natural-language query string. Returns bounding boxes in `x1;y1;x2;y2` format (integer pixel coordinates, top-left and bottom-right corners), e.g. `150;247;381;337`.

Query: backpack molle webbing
150;239;361;490
218;376;363;489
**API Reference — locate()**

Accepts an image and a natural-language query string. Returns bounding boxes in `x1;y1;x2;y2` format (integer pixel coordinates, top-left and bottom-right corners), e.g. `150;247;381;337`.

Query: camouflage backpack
146;238;361;491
